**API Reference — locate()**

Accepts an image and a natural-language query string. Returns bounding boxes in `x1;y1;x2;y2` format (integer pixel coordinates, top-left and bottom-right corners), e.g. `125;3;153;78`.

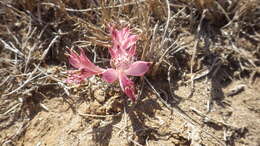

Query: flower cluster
66;26;151;101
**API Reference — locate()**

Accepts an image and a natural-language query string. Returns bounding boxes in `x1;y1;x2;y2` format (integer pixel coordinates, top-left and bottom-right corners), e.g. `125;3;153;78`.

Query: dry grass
0;0;259;145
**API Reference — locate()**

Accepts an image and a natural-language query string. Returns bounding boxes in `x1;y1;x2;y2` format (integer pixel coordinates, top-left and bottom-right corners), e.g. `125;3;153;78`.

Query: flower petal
119;72;136;101
66;70;93;84
68;49;82;69
68;48;104;73
122;35;138;50
119;27;130;42
108;47;116;59
78;48;104;73
67;48;105;84
125;61;151;76
102;69;118;83
127;45;136;57
109;25;137;53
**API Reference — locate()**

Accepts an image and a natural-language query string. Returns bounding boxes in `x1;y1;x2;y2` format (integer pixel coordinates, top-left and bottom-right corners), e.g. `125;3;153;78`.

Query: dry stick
2;33;58;97
0;1;30;20
191;107;239;143
241;30;260;42
221;26;257;68
188;9;207;98
142;22;159;61
144;77;200;126
167;65;175;100
162;0;171;43
190;107;235;129
171;45;188;55
0;39;24;56
78;112;121;118
22;21;37;50
214;1;231;22
169;7;187;25
41;0;146;12
24;43;37;73
3;103;22;115
2;66;42;97
39;103;50;112
40;35;59;61
22;21;38;72
5;26;20;47
152;0;171;75
33;64;70;96
226;84;246;97
152;40;178;76
192;57;221;81
0;76;10;87
24;24;48;71
231;42;257;68
144;77;225;145
147;22;158;58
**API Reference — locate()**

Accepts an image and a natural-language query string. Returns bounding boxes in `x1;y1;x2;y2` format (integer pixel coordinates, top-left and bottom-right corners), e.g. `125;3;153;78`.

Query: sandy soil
1;77;259;146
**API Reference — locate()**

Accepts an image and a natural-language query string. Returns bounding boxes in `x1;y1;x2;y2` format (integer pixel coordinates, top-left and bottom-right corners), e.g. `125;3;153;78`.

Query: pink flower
67;26;151;101
66;48;104;84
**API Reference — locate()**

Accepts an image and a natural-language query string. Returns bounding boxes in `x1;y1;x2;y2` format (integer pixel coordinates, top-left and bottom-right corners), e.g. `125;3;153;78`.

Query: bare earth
1;78;259;146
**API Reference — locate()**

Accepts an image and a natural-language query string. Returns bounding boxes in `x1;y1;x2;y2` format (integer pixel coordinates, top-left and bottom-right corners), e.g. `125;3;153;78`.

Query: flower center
111;54;133;70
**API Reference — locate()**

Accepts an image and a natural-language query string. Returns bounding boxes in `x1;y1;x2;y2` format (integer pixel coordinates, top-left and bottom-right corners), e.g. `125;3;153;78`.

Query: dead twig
0;39;24;56
40;35;60;61
144;77;200;126
33;64;70;96
78;112;121;118
188;9;207;98
2;65;42;97
226;84;246;97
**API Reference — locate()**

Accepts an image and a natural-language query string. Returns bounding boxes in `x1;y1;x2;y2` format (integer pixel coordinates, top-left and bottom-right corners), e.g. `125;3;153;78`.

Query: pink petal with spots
102;68;118;83
109;26;137;54
125;61;151;76
119;72;136;101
